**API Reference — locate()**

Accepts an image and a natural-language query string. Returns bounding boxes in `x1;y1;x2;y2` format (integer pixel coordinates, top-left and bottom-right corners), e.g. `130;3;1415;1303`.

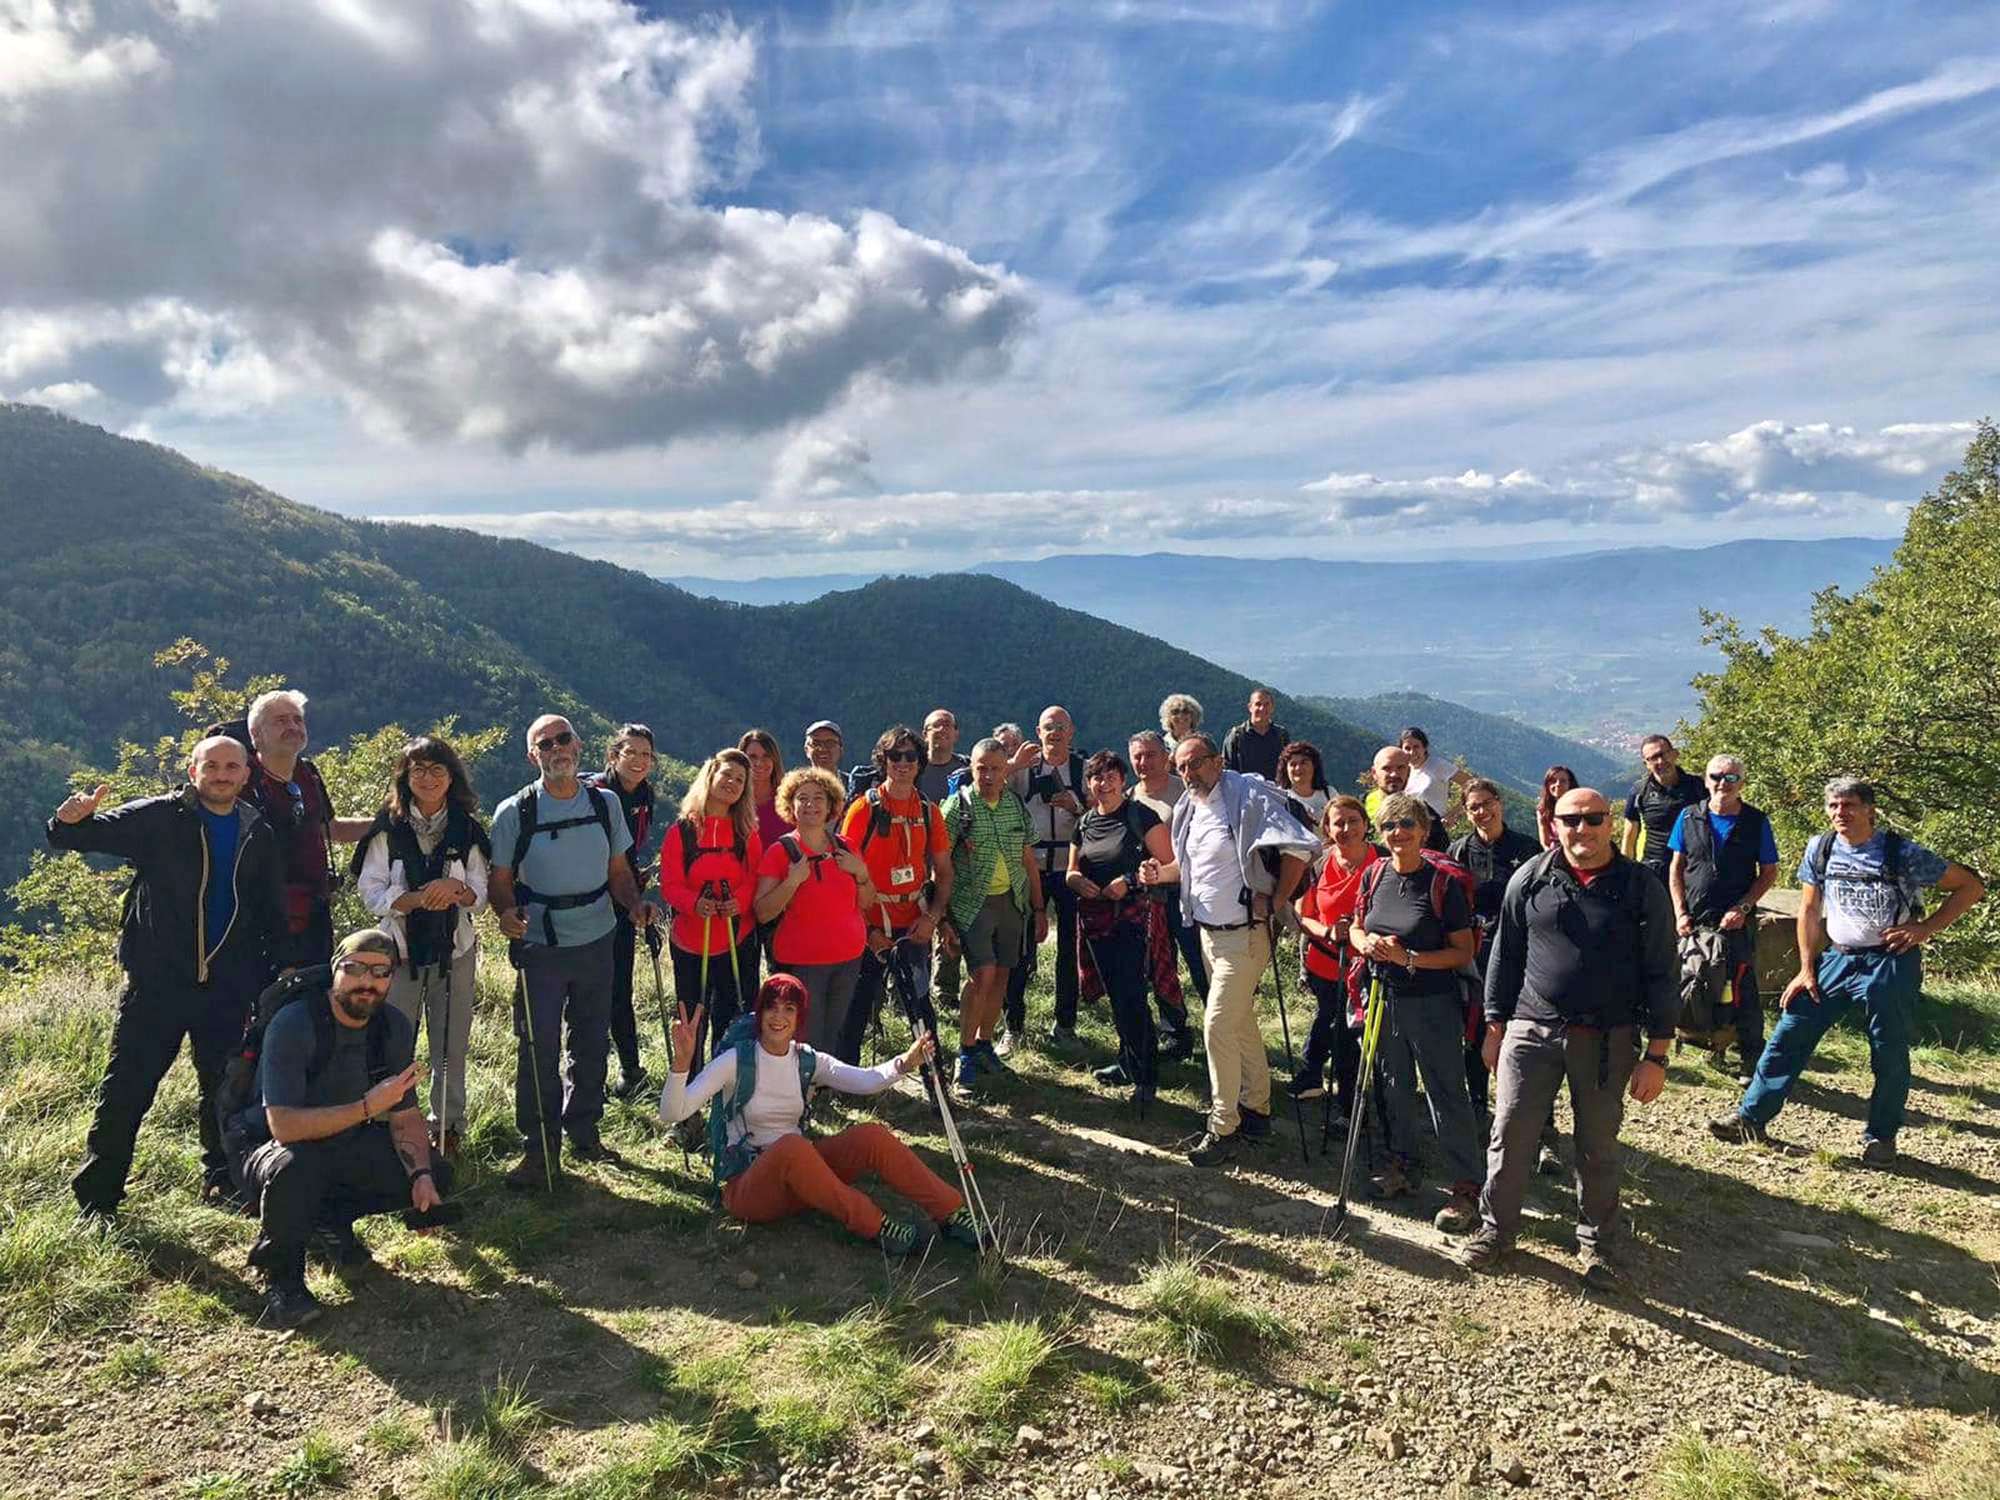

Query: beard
333;986;385;1024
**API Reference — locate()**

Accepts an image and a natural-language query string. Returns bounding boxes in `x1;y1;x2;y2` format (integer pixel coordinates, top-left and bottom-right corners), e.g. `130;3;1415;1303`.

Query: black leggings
670;932;761;1073
1302;971;1361;1118
1086;916;1158;1092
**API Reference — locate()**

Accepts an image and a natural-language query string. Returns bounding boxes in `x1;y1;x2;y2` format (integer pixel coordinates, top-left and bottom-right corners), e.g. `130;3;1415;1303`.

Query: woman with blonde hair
659;748;763;1071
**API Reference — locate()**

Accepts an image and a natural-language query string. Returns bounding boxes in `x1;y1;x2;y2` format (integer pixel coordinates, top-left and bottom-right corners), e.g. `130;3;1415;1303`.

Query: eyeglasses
1706;772;1743;784
336;958;395;980
534;730;576;753
1378;817;1421;832
806;738;842;753
885;748;920;763
1554;812;1610;829
407;761;449;779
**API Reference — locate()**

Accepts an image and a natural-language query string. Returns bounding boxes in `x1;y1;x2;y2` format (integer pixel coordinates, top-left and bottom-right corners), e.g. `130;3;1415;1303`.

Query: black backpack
216;966;394;1183
348;805;493;966
509;782;616;944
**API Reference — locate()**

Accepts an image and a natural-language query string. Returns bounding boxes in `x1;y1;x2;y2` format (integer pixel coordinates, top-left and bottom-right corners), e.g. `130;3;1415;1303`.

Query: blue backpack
706;1011;818;1187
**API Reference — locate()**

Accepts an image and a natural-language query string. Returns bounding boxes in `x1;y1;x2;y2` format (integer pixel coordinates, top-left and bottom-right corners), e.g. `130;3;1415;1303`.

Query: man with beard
239;928;452;1328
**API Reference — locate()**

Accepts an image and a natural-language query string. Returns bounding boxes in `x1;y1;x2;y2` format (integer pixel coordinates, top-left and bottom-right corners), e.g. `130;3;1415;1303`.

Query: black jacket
47;787;283;987
1484;848;1677;1038
1222;721;1289;782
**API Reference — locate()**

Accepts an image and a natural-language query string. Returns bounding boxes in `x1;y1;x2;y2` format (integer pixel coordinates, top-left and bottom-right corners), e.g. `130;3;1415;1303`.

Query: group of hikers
48;687;1986;1327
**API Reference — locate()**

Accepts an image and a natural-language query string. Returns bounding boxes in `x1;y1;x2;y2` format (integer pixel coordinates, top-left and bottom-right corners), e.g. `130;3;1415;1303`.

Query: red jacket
658;816;763;955
1298;845;1379;982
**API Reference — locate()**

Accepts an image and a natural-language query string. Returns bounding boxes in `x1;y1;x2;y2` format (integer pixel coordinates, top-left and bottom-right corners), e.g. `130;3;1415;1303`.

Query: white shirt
1405;760;1452;818
660;1042;903;1150
1182;786;1247;926
357;829;490;962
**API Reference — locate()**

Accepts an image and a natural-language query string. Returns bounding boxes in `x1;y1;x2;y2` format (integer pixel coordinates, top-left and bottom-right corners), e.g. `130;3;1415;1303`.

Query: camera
1029;772;1065;802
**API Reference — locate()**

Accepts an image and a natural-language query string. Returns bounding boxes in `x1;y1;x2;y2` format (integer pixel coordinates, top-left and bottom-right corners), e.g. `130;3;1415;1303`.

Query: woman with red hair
659;974;986;1256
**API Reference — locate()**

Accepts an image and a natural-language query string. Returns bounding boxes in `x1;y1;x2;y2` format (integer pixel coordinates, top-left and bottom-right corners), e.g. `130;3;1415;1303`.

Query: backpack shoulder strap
307;993;337;1082
779;833;803;864
1806;831;1833;887
678;817;701;875
586;784;613;843
1884;829;1904;882
511;785;541;871
796;1044;818;1102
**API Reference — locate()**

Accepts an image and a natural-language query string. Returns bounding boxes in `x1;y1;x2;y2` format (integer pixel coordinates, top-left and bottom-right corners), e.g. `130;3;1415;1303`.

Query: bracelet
1638;1055;1667;1071
361;1099;374;1123
409;1167;434;1183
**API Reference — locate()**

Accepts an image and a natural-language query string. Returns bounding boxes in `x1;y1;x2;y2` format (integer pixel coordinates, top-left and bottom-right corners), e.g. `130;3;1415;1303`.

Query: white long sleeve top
356;829;490;963
659;1043;906;1153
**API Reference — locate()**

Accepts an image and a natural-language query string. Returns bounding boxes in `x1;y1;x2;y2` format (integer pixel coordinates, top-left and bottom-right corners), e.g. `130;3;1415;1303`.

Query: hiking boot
309;1221;373;1271
1160;1025;1195;1061
974;1039;1012;1075
1433;1186;1481;1235
938;1206;988;1252
1578;1244;1623;1292
263;1281;324;1331
1285;1073;1327;1102
610;1067;652;1103
1861;1136;1898;1166
1368;1160;1417;1200
1707;1111;1768;1146
1454;1227;1508;1273
569;1135;624;1165
1093;1062;1130;1087
1237;1104;1272;1140
1047;1024;1081;1048
1187;1131;1242;1168
877;1216;924;1258
956;1053;984;1093
505;1153;562;1191
1536;1142;1564;1177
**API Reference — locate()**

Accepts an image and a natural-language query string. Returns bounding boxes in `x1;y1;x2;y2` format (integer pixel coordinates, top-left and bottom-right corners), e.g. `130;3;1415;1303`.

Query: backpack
856;787;937;893
1804;830;1920;918
210;715;339;897
1676;927;1738;1051
1352;849;1484;1041
706;1011;818;1188
509;782;616;946
675;814;748;878
216;965;394;1186
347;805;493;966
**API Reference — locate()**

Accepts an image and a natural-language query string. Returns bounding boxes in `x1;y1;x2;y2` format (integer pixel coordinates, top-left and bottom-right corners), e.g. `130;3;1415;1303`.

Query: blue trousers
1739;948;1919;1143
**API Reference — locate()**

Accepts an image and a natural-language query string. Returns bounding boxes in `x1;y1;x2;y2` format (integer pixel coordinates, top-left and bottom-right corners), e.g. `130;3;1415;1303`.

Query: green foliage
269;1432;348;1497
0;1203;146;1338
1650;1430;1785;1500
1134;1249;1291;1364
1686;422;2000;969
938;1317;1062;1432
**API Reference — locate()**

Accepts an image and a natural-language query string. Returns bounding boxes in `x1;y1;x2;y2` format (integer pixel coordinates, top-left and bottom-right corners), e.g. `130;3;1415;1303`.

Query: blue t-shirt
1799;831;1949;950
196;805;241;953
1667;806;1779;864
489;783;632;947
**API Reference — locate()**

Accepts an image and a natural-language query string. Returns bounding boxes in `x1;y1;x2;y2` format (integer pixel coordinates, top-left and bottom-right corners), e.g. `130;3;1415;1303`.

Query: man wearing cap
804;721;846;777
239;928;454;1328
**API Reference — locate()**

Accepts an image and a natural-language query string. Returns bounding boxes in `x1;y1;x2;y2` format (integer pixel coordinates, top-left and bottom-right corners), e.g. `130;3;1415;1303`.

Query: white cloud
0;0;1029;448
767;426;877;500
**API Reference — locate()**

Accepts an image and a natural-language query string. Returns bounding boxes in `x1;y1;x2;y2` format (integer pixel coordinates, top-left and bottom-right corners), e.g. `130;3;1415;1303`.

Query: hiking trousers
1739;947;1918;1144
1085;910;1159;1093
670;931;761;1074
514;934;614;1158
73;967;259;1215
776;956;862;1060
384;949;477;1132
608;913;645;1085
1007;876;1078;1033
1198;923;1273;1138
1377;988;1484;1187
721;1123;961;1240
852;932;939;1062
245;1128;454;1263
1479;1020;1638;1249
1301;971;1360;1118
1162;889;1211;1008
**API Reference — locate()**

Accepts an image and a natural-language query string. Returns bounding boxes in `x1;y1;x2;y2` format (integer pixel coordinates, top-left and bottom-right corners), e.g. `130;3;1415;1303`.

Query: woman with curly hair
755;766;876;1058
1158;692;1204;753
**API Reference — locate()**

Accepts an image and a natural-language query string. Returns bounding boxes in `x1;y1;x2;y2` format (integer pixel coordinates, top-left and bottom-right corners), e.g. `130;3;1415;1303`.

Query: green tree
1686;421;1999;969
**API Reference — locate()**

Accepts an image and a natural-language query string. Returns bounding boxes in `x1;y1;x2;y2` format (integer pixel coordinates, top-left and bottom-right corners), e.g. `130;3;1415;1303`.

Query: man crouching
239;929;452;1328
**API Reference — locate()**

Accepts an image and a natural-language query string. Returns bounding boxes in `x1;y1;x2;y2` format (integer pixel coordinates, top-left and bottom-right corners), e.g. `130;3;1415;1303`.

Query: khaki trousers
1198;923;1273;1138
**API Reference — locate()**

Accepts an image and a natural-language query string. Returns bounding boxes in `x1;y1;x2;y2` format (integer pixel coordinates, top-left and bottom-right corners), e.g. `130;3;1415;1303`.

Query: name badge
889;864;917;887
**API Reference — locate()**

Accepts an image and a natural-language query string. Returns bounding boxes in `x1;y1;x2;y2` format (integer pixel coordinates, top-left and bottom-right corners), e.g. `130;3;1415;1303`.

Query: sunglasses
1706;772;1743;784
885;748;920;763
283;779;306;826
534;730;576;753
1378;817;1422;832
336;958;395;980
1554;812;1610;829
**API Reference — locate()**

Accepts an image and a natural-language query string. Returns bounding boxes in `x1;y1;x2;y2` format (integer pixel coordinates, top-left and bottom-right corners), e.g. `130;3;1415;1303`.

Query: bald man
1365;746;1447;851
49;735;286;1219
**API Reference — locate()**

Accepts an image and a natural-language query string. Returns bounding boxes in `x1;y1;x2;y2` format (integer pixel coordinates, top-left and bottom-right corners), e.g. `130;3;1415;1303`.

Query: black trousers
849;932;939;1062
73;968;259;1216
671;931;761;1073
1301;971;1361;1119
1006;874;1078;1033
608;915;645;1081
1089;916;1158;1091
245;1128;454;1276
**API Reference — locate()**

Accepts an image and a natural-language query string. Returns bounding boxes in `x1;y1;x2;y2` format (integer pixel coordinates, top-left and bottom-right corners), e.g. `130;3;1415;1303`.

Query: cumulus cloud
766;426;878;500
1306;420;1978;528
0;0;1029;448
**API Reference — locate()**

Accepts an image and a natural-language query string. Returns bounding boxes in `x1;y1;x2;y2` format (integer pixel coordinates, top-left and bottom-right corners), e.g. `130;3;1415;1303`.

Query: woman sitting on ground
1288;794;1378;1125
659;974;983;1257
1066;750;1176;1115
1536;765;1578;851
1158;692;1203;753
1279;740;1330;828
754;766;875;1059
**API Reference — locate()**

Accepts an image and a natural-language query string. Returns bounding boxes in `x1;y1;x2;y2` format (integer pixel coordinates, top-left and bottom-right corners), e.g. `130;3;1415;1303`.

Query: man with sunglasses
489;715;661;1189
1459;788;1677;1288
1621;735;1704;883
240;928;452;1329
50;735;284;1218
1667;755;1779;1081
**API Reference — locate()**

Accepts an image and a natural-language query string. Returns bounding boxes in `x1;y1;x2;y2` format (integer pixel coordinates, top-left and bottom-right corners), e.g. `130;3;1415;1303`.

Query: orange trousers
721;1122;962;1239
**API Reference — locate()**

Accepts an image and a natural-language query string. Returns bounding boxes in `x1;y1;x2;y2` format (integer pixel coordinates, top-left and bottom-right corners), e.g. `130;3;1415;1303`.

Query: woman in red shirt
739;728;793;849
658;749;763;1072
755;767;876;1059
1289;795;1380;1126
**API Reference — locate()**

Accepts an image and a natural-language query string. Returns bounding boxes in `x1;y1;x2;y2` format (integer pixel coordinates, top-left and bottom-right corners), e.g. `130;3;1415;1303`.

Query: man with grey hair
1008;705;1087;1047
1713;777;1984;1163
49;735;284;1218
1666;753;1779;1081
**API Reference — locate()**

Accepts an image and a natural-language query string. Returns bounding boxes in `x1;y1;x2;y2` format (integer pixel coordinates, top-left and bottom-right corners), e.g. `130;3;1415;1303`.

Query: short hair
247;689;307;742
679;748;758;849
1175;732;1221;761
1159;693;1204;732
1374;792;1432;829
969;736;1007;761
1324;793;1368;837
1640;733;1675;755
1462;776;1504;803
992;722;1024;741
1248;686;1274;703
1398;726;1430;750
1707;753;1746;775
923;708;955;731
754;972;810;1035
871;723;922;777
1083;749;1129;783
776;765;848;823
1128;729;1168;754
1824;776;1876;806
190;733;247;766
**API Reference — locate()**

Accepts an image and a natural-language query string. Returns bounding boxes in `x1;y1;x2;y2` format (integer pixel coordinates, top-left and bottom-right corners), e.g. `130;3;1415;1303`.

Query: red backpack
1348;849;1484;1040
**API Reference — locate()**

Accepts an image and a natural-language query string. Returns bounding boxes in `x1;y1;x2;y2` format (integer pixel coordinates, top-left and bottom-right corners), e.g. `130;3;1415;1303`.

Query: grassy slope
1;945;1996;1500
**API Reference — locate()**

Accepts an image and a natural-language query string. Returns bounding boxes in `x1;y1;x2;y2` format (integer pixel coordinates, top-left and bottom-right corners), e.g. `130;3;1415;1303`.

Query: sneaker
263;1282;324;1331
1187;1131;1242;1168
1047;1024;1081;1048
1285;1074;1327;1102
956;1054;983;1092
974;1039;1012;1075
877;1216;924;1258
1368;1161;1417;1200
309;1221;373;1270
1093;1062;1130;1087
1237;1105;1272;1140
1737;1071;1755;1087
610;1067;652;1102
505;1153;562;1191
1433;1186;1480;1235
993;1030;1019;1058
1536;1142;1564;1177
1454;1227;1508;1273
569;1136;624;1165
938;1206;988;1252
1861;1137;1898;1166
1578;1244;1623;1291
1707;1111;1768;1146
1160;1025;1195;1061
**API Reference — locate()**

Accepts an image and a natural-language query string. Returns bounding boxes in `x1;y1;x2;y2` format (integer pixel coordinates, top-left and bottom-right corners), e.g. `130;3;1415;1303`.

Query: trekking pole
510;941;556;1192
719;878;747;1029
1266;919;1309;1161
919;1019;999;1257
434;959;453;1145
643;924;691;1173
1331;974;1385;1234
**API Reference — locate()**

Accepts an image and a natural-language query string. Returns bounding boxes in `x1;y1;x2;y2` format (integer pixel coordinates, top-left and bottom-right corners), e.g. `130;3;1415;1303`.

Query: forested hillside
1308;690;1629;797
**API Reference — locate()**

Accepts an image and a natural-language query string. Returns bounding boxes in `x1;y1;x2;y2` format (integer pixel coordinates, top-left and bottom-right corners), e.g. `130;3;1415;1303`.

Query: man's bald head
1372;745;1410;793
1553;787;1613;868
188;735;250;811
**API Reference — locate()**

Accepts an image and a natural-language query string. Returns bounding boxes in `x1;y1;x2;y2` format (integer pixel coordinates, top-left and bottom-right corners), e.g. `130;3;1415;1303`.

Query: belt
1831;942;1890;956
1194;917;1253;933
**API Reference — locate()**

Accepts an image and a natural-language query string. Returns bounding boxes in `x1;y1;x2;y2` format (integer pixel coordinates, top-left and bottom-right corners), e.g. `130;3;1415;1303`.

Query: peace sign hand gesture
56;784;111;825
670;1003;705;1074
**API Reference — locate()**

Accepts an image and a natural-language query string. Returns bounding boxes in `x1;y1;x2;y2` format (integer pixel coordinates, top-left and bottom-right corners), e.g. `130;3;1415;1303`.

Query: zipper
194;800;211;985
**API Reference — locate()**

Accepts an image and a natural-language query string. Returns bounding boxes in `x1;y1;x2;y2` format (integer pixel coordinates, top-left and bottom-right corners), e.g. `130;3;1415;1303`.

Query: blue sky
4;1;1996;572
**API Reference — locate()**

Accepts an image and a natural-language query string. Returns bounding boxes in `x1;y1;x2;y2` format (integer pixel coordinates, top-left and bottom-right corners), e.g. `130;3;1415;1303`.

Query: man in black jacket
1448;778;1544;1121
1457;787;1677;1288
49;736;284;1218
1221;689;1288;783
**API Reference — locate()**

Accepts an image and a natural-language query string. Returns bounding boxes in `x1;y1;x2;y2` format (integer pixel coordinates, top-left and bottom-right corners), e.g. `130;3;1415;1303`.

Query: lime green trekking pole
1331;973;1386;1234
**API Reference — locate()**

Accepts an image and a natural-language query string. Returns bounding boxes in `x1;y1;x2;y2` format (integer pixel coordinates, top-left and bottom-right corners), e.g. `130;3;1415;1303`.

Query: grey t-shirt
258;996;417;1135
